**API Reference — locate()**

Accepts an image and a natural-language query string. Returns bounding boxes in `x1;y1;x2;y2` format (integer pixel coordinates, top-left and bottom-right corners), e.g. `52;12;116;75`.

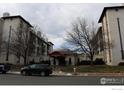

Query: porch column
56;59;59;65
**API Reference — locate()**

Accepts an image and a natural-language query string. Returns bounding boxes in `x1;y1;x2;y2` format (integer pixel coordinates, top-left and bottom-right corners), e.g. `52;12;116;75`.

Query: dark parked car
21;64;52;76
0;64;10;74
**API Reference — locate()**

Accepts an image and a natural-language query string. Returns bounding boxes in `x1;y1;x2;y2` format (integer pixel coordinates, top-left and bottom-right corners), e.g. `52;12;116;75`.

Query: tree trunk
17;56;21;64
24;51;27;65
90;55;94;66
24;56;26;65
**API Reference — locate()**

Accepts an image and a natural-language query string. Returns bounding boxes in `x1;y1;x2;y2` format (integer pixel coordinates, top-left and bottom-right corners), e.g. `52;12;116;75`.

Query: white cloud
0;3;121;49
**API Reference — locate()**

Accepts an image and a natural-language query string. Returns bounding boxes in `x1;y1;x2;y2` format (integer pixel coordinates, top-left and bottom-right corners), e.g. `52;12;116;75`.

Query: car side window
30;65;36;68
35;65;43;69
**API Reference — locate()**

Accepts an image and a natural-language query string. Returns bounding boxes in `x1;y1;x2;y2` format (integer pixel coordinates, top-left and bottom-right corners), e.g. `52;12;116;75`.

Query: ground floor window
69;58;71;65
78;58;80;63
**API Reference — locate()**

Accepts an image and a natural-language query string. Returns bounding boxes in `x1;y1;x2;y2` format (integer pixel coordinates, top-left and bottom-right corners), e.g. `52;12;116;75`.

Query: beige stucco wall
100;8;124;66
106;8;124;65
0;19;3;55
2;18;20;42
0;18;20;64
101;15;109;65
65;54;89;65
0;17;31;64
65;55;76;65
0;17;52;65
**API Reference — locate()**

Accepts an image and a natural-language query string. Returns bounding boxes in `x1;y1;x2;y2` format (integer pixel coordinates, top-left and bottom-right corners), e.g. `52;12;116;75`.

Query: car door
29;64;38;75
35;64;44;74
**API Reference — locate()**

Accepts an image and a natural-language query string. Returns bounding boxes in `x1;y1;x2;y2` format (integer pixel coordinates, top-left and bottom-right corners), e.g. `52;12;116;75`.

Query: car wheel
45;73;49;76
21;71;27;76
2;71;6;74
40;72;45;76
28;72;32;76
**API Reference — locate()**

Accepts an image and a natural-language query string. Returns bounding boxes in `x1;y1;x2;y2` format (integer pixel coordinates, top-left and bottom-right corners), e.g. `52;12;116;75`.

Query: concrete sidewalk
7;71;73;76
7;71;124;76
52;71;124;76
78;72;124;76
7;71;20;74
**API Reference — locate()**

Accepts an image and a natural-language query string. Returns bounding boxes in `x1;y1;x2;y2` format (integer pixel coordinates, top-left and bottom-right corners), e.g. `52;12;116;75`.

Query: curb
7;71;20;75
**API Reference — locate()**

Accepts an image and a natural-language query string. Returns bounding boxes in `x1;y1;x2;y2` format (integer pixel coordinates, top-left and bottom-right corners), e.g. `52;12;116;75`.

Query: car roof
27;64;49;66
0;65;4;67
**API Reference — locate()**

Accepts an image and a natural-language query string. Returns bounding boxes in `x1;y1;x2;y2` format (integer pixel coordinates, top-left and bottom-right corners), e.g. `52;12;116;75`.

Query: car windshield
0;65;4;67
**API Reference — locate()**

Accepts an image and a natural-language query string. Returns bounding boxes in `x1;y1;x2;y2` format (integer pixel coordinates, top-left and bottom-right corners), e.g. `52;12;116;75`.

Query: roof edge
2;15;33;27
98;6;124;23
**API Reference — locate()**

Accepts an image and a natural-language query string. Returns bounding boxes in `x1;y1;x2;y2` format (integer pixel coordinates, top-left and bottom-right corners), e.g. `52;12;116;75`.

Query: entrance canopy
49;50;76;58
49;51;66;57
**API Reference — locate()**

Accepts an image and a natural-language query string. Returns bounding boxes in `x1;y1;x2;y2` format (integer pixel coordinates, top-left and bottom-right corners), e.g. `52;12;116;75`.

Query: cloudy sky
0;3;121;49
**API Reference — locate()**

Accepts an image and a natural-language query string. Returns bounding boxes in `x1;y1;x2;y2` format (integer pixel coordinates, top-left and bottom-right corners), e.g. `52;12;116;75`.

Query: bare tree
66;18;97;64
0;19;3;55
33;25;47;40
32;25;47;55
10;26;34;65
10;24;48;65
0;30;2;54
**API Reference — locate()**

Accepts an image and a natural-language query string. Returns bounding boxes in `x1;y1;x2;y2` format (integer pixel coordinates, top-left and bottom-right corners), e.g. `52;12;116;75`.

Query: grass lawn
53;65;124;73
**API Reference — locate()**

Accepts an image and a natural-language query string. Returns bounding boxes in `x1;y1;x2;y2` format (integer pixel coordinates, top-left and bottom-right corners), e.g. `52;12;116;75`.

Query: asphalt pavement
0;73;124;85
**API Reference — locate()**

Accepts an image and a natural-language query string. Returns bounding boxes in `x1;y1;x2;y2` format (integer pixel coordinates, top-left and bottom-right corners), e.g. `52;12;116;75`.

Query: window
30;64;36;68
78;58;80;63
35;65;43;69
69;58;71;65
37;47;39;55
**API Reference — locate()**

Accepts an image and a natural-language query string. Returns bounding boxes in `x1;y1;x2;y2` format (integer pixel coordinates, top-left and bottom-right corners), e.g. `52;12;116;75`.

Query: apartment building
0;18;3;54
28;31;54;63
92;27;104;60
0;13;53;65
95;6;124;65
